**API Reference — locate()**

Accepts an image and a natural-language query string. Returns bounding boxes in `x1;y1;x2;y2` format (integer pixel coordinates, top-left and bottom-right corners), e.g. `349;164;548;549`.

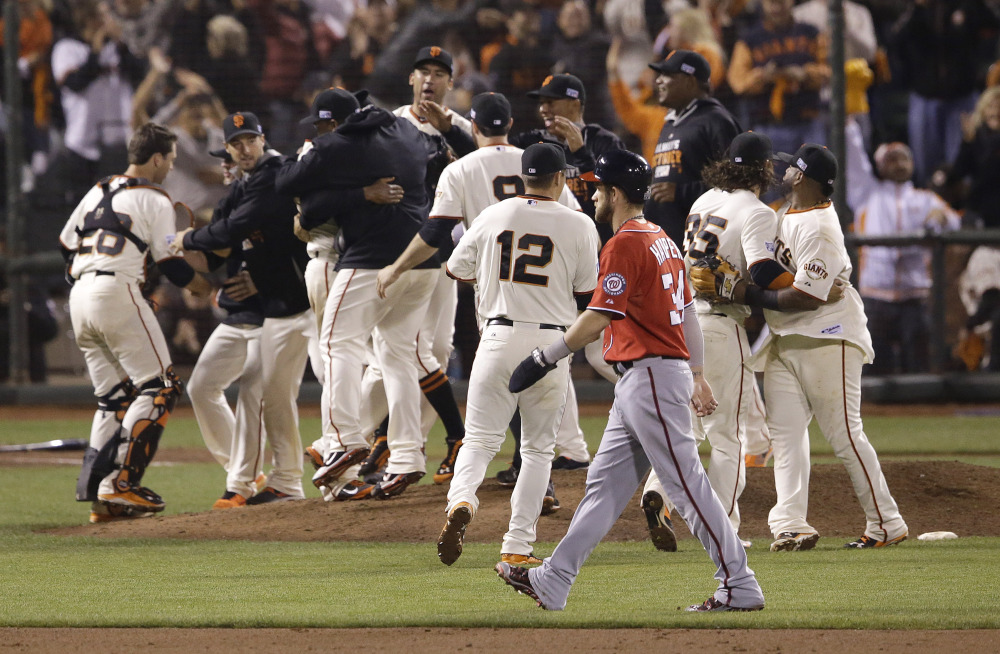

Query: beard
594;200;612;224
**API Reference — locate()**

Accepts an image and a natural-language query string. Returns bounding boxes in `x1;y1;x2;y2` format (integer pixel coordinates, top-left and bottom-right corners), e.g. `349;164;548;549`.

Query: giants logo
233;114;245;128
430;46;442;57
804;258;828;280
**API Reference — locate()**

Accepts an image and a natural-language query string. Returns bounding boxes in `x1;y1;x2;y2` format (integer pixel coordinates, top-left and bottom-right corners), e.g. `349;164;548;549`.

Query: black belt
80;270;115;277
613;355;683;376
486;317;566;332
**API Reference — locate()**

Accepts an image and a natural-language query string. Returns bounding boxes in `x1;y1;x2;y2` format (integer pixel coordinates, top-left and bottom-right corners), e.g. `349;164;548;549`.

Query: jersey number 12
496;230;553;286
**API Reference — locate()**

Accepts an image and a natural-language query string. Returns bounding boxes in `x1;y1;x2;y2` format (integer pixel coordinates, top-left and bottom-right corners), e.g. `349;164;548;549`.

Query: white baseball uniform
644;188;776;534
762;201;907;542
429;143;593;461
445;194;600;556
59;176;183;499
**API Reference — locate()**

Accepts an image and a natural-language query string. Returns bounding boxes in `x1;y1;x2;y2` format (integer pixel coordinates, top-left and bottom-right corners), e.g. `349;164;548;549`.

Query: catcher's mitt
690;254;741;303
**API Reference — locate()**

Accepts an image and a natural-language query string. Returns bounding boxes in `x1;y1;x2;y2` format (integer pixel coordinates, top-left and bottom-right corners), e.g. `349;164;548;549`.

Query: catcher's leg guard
112;368;183;492
76;379;136;501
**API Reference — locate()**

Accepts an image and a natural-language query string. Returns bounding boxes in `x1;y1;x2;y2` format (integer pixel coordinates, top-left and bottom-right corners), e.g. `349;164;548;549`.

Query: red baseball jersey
588;220;692;362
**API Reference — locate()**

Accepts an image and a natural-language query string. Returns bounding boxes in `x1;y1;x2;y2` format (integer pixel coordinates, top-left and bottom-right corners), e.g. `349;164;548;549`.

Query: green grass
1;413;999;628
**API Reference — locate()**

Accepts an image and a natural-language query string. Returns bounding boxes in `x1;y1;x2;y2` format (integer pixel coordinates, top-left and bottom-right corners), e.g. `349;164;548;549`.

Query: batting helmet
581;150;651;204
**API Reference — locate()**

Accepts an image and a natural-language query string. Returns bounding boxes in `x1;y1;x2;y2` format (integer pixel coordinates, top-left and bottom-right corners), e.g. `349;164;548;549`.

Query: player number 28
683;212;728;259
496;230;553;286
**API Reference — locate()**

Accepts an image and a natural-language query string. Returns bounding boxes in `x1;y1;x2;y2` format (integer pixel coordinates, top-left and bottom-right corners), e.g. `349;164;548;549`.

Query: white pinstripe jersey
684;188;777;320
430;144;580;227
447;196;600;327
59;176;179;282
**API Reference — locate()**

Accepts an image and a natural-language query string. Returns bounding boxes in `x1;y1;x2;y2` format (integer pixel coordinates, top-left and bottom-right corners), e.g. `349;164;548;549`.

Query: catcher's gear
508;348;558;393
690;255;741;302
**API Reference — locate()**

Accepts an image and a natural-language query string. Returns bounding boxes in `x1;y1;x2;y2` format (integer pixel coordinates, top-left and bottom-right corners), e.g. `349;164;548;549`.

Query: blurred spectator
203;14;262;115
50;0;144;202
792;0;877;63
605;37;665;164
111;0;172;58
364;0;483;107
890;0;1000;185
246;0;323;154
329;0;397;92
0;257;59;383
166;0;224;76
845;117;960;375
959;245;1000;371
551;0;613;130
727;0;830;158
651;8;725;89
0;0;54;190
489;2;554;130
938;86;1000;229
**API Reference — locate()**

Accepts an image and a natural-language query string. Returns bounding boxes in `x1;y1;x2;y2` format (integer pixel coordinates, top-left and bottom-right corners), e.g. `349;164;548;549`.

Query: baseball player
186;148;269;508
640;131;783;549
393;46;475;156
376;92;590;482
60;123;211;523
701;143;908;550
176;112;314;505
645;50;741;248
496;149;765;613
437;143;600;566
276;102;440;500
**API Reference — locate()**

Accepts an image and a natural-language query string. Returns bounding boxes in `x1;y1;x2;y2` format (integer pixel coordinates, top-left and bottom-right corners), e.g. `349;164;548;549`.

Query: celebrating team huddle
59;46;907;613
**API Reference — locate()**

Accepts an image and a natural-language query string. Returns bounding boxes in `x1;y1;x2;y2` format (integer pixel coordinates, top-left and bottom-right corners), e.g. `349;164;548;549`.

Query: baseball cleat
372;471;424;500
437;502;473;565
433;439;463;484
333;480;374;501
496;463;519;487
98;485;165;512
744;447;773;468
312;447;370;489
246;487;300;505
495;562;546;608
89;501;155;523
551;456;589;471
769;532;820;552
304;447;324;470
212;491;248;509
740;538;752;549
641;490;677;552
540;480;560;516
686;596;764;612
844;532;908;549
358;436;390;477
500;552;543;565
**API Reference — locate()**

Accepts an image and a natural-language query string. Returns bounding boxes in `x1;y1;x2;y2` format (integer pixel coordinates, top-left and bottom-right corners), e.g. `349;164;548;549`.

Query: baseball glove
690;254;741;303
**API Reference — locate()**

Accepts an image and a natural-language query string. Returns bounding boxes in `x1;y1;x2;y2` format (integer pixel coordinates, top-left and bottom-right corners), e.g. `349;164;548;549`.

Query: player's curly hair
701;158;773;195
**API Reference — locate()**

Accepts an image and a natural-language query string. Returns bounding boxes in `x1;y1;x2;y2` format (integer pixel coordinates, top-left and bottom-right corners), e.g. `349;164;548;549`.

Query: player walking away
276;102;440;500
437;143;600;567
496;149;765;613
60;123;212;523
697;143;908;550
175;112;314;505
642;132;785;550
186;149;269;509
645;50;741;249
376;92;587;485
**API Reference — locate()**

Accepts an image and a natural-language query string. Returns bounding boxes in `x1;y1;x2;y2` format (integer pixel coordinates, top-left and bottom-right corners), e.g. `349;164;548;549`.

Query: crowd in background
3;0;1000;381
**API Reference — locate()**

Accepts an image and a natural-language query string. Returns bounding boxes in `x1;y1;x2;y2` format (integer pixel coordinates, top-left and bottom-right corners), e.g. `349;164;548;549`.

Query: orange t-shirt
588;220;691;362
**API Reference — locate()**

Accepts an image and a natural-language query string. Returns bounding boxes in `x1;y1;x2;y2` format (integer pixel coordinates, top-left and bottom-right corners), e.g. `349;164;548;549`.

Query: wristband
541;336;572;364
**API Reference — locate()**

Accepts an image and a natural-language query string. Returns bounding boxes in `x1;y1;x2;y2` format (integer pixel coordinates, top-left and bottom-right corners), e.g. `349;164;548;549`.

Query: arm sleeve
419;216;460;249
681;306;704;369
844;118;877;212
442;124;476;158
158;257;196;288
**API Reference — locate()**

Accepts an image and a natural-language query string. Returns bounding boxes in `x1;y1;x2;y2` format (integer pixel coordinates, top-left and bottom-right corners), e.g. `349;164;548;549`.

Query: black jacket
202;181;265;327
645;97;740;247
183;153;309;318
275;105;440;270
511;124;625;220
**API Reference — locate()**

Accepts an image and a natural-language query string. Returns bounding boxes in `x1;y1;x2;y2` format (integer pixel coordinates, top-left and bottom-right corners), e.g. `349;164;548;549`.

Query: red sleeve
587;236;636;319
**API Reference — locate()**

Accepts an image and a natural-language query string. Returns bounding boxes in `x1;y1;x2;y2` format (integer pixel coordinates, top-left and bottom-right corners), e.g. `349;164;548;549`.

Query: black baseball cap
414;45;453;74
223;112;264;142
470;92;512;129
527;74;586;104
299;88;360;125
522;143;570;176
774;143;838;188
648;49;711;84
728;131;772;165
